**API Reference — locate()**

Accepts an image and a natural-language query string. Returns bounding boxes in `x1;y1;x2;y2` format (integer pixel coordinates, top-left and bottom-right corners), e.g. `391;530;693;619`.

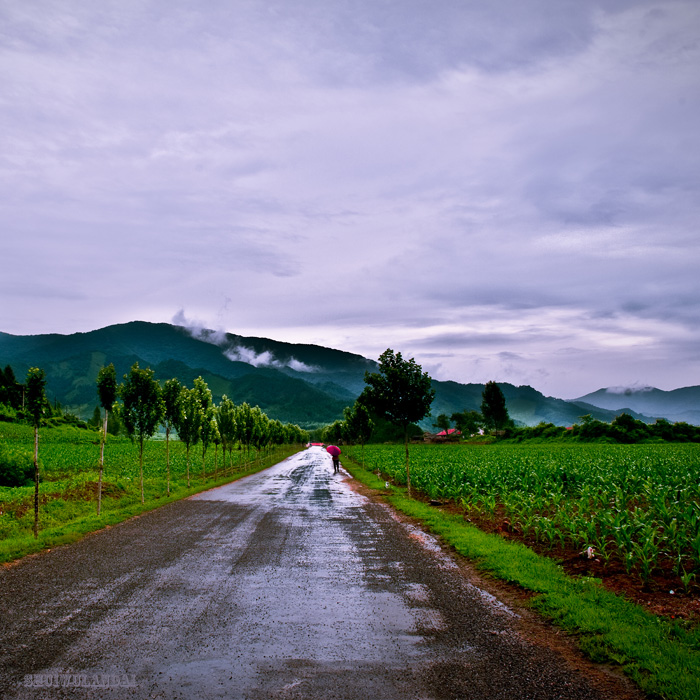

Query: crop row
345;443;700;582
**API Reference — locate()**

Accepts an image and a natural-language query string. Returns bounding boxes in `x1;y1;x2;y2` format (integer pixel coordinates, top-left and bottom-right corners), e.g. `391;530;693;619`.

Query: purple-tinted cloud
1;0;699;397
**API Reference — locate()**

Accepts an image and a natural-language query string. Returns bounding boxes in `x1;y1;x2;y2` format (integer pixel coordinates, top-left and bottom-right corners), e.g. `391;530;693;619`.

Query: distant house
423;428;462;443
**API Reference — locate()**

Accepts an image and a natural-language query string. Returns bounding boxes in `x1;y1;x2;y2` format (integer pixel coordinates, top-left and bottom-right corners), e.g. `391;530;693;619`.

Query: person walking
326;445;341;473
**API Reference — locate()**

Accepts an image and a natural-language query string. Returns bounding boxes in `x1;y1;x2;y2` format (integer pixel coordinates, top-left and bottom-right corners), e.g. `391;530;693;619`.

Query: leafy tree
26;367;47;538
106;409;122;436
433;413;452;435
451;410;483;436
480;381;511;431
217;395;238;473
210;418;222;478
236;402;256;465
0;365;22;410
193;376;214;478
360;349;435;495
96;363;117;515
88;406;102;430
610;413;650;443
120;363;165;504
162;377;182;495
285;423;308;445
323;420;345;445
250;406;270;461
576;414;609;441
173;386;202;488
651;418;674;441
343;401;374;467
269;420;286;449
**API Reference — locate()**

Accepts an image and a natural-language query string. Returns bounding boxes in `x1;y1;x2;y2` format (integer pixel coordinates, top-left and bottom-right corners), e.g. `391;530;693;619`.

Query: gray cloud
1;0;699;397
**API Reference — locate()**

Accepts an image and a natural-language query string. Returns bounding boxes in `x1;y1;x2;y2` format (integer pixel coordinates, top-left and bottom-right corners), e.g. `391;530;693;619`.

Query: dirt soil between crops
428;501;700;623
0;448;643;700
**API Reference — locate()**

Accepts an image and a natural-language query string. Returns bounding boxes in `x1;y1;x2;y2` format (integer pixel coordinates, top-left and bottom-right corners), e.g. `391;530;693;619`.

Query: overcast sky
1;1;699;398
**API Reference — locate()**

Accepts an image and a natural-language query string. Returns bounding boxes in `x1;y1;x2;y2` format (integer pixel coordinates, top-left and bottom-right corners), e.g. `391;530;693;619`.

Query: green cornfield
0;422;289;544
345;443;700;581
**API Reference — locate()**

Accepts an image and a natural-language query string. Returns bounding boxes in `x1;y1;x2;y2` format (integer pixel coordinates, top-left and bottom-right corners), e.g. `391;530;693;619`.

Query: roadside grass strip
0;447;297;564
344;459;700;700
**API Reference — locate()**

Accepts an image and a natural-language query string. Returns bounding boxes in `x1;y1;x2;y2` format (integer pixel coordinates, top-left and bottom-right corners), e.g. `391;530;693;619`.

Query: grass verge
0;447;298;564
344;457;700;700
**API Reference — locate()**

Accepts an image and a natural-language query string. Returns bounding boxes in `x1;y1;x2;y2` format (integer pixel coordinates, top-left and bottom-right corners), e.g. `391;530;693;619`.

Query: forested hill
0;321;373;429
574;386;700;426
0;321;693;428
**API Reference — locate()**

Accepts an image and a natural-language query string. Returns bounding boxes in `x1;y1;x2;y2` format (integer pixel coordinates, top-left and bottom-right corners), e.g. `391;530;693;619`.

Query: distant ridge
573;386;700;425
1;321;697;427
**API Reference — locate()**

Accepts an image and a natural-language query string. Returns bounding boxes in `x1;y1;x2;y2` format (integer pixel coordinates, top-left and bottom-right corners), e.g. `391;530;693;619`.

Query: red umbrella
326;445;341;457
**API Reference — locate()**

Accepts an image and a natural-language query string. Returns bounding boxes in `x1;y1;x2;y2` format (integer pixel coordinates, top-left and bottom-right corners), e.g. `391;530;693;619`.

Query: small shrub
0;403;17;422
0;444;36;487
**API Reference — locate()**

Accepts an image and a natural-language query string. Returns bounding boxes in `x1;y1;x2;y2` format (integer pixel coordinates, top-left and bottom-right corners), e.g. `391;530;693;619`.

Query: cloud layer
2;1;699;397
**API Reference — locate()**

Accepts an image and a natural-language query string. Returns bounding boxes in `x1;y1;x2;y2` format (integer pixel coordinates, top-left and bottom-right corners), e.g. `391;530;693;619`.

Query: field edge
342;456;700;700
0;446;300;565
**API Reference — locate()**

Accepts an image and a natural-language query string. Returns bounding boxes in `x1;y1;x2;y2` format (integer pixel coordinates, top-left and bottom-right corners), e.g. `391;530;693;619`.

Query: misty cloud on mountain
173;308;317;373
223;346;317;373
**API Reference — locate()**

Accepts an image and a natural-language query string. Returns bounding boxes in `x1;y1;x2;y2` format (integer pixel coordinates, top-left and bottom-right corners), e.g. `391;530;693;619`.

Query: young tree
120;363;165;504
236;402;256;466
480;381;511;432
0;365;22;410
161;377;182;495
210;418;222;478
284;423;307;445
323;420;345;445
173;386;201;488
250;406;270;462
88;406;102;429
360;349;435;496
192;376;214;478
433;413;452;435
26;367;47;538
343;401;374;467
450;410;483;437
269;420;286;451
217;395;238;474
96;363;117;515
106;407;122;435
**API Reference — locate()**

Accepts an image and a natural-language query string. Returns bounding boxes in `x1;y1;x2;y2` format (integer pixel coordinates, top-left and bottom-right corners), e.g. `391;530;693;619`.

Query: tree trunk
186;444;191;488
404;427;411;497
139;437;145;504
165;425;171;496
33;425;39;539
98;410;107;515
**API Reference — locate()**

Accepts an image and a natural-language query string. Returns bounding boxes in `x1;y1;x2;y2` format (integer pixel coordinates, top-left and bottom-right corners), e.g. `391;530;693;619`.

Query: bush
0;444;36;487
0;403;17;422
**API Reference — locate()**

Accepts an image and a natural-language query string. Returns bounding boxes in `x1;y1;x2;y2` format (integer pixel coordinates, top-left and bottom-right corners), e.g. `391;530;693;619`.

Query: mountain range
1;321;698;429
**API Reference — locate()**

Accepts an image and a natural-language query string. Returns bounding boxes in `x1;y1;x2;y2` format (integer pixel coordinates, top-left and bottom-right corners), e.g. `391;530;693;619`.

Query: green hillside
0;321;691;429
0;322;364;429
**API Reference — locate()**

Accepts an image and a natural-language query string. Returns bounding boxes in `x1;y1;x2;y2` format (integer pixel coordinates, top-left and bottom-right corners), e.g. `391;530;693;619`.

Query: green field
345;443;700;584
0;422;298;560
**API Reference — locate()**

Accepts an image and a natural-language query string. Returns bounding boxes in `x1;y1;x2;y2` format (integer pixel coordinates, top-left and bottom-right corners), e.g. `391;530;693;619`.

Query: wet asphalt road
0;448;630;699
